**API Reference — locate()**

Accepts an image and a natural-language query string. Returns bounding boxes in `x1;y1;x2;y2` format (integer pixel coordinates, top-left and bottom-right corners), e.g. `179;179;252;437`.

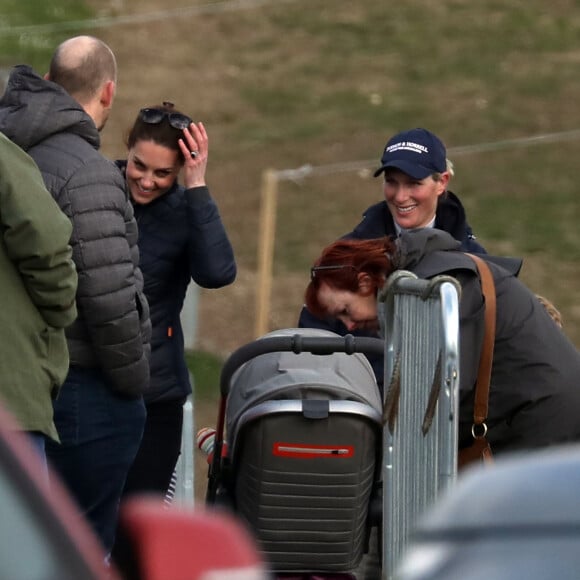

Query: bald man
0;36;151;556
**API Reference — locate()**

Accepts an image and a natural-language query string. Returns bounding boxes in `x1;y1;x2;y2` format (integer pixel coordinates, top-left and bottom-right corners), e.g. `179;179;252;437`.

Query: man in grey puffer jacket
0;36;151;556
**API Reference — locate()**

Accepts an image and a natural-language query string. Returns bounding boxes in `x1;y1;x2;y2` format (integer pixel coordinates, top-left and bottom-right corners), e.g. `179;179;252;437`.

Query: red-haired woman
305;229;580;455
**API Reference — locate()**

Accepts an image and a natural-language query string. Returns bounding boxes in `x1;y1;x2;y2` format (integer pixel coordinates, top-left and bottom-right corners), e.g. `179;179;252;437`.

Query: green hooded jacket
0;132;77;440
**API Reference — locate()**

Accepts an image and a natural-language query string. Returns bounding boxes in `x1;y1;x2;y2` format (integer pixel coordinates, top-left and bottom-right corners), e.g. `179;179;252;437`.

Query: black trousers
112;397;185;569
121;397;186;498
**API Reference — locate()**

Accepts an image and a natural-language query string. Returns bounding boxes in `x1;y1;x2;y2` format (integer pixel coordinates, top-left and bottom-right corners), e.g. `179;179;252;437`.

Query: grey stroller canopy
225;328;382;442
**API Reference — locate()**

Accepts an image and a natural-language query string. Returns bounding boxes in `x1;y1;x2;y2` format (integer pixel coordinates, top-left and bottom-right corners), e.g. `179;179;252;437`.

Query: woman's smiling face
383;169;448;229
126;140;181;205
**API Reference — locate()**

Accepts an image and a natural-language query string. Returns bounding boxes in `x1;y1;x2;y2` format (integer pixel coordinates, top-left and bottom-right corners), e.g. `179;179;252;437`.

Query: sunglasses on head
138;102;192;130
310;264;358;281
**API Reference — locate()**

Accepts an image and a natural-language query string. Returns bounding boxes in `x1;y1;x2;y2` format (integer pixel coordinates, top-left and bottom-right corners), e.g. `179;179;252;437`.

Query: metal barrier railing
168;393;195;507
379;272;461;578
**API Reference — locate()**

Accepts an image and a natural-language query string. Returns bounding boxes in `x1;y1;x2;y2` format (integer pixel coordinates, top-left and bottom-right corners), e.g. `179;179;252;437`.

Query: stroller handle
219;334;384;397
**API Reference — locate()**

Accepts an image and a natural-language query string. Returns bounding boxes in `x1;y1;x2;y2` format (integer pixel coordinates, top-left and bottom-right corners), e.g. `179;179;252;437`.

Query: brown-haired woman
115;102;236;505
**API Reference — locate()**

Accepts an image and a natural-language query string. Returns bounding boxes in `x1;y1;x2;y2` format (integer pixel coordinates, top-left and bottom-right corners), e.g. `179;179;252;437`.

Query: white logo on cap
385;141;429;155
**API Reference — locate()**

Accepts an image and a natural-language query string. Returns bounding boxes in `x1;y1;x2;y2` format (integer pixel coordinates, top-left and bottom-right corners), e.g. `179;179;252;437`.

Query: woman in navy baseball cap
373;127;455;233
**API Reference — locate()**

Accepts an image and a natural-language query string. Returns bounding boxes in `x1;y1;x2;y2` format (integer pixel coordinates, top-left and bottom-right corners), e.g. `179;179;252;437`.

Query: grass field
2;0;580;391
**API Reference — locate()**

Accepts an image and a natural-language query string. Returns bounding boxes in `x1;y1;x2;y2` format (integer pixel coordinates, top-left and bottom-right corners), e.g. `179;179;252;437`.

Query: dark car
395;446;580;580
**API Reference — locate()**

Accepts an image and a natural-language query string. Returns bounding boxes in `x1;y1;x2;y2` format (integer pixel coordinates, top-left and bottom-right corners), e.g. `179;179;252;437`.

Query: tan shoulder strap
465;253;496;426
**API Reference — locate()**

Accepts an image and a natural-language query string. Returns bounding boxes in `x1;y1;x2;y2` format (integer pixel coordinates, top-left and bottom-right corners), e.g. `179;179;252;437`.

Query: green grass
0;0;93;70
185;350;224;401
220;1;580;148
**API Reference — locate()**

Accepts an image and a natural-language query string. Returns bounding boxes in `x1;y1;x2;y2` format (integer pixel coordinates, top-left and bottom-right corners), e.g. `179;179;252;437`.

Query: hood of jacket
395;228;523;278
0;65;99;152
395;229;461;270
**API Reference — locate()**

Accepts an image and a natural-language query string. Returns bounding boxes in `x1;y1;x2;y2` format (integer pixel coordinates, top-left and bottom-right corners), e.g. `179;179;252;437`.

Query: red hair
305;237;396;319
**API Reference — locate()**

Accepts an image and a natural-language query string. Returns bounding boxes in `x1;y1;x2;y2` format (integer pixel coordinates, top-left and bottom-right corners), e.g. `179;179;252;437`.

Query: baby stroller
205;328;384;578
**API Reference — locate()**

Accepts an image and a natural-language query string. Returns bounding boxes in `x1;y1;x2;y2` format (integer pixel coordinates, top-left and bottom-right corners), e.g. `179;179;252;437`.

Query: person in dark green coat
0;131;77;458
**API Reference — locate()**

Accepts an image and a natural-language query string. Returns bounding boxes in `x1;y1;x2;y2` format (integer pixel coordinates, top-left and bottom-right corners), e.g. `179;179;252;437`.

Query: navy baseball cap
373;128;447;179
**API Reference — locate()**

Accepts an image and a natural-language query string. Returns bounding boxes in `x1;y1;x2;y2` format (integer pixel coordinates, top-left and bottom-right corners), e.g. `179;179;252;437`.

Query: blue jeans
26;431;48;484
46;367;146;555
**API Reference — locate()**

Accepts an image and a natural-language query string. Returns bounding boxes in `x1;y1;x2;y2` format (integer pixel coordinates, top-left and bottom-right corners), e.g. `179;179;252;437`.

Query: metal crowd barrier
379;271;461;579
168;391;195;507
